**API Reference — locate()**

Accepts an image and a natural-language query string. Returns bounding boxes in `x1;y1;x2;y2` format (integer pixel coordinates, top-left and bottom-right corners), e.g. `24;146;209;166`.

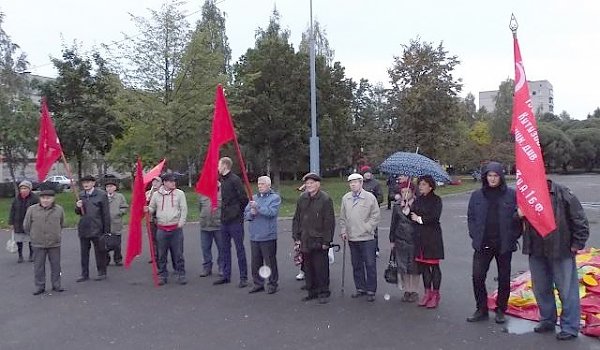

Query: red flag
35;98;63;182
143;159;166;186
195;85;236;208
125;157;145;268
511;33;556;237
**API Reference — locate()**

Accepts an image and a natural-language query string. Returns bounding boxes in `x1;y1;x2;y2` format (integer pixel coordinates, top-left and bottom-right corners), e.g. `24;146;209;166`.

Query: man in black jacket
75;175;111;282
520;180;589;341
466;162;521;324
361;167;383;255
213;157;250;288
292;173;335;304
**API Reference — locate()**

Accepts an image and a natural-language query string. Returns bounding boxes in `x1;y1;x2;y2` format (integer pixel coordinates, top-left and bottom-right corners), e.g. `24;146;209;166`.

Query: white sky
2;0;599;118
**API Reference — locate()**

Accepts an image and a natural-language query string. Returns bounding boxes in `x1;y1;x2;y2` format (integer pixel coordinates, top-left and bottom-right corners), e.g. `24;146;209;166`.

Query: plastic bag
328;247;335;264
6;231;17;254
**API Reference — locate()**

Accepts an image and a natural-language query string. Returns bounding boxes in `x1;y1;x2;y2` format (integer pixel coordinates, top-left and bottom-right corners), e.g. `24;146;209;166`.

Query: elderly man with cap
292;173;335;304
147;173;188;285
340;173;381;302
75;175;110;282
23;187;65;295
360;167;383;256
8;180;39;263
104;176;128;266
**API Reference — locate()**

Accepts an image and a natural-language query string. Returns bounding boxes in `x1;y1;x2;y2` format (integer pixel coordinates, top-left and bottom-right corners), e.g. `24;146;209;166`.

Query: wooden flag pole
145;213;160;287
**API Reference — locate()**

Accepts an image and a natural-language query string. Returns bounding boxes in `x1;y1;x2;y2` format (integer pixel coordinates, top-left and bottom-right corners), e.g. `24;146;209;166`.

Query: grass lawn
0;176;482;229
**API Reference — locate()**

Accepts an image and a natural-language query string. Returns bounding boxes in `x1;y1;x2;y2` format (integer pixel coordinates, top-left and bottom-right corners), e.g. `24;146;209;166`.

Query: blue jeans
529;255;580;335
157;228;185;279
200;229;223;273
349;239;377;294
221;223;247;281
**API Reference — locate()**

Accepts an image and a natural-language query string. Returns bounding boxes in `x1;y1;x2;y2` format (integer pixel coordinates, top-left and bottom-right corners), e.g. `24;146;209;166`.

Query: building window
532;91;537;95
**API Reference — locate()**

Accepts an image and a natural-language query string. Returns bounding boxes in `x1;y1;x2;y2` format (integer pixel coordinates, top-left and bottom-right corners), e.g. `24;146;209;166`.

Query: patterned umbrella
378;152;451;183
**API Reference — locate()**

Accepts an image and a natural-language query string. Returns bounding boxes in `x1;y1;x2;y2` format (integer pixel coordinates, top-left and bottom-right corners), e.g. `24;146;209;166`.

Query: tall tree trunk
271;158;281;189
6;152;18;196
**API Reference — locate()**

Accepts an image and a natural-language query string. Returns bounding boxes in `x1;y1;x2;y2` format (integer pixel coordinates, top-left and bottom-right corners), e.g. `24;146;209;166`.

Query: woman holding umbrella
410;175;444;308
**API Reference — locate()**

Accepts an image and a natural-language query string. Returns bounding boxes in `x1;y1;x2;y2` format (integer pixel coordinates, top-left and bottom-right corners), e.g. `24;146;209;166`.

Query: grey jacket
108;192;128;234
199;193;221;231
23;203;65;248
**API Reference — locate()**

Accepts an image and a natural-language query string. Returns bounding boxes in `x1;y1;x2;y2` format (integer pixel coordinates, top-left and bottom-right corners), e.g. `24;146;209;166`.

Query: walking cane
341;240;347;295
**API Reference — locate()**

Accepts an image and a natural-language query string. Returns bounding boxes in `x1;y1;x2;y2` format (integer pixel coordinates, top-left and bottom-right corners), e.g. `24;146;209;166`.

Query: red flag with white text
35;98;63;182
510;34;556;237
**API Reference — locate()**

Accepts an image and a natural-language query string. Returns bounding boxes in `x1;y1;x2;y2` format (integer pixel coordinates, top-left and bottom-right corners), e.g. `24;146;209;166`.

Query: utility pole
309;0;320;174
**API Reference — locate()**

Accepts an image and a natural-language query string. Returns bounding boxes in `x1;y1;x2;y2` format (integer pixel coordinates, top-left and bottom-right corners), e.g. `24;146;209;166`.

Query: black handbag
104;233;121;251
384;252;398;284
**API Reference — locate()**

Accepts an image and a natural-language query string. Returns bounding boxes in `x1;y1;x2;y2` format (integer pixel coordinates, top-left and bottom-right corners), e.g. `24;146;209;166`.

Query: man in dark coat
8;180;38;263
213;157;250;288
361;167;383;255
520;180;589;341
466;162;521;324
292;173;335;304
75;175;110;282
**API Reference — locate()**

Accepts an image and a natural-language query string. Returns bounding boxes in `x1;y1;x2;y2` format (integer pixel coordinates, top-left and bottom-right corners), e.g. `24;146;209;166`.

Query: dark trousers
304;248;330;297
221;222;247;281
251;240;278;288
472;248;512;312
157;228;185;279
150;222;158;262
33;247;61;289
349;239;377;294
80;236;107;278
105;234;122;264
17;242;33;258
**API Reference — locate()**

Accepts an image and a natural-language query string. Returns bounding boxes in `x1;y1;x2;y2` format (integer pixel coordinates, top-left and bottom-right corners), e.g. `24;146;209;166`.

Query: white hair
257;176;272;186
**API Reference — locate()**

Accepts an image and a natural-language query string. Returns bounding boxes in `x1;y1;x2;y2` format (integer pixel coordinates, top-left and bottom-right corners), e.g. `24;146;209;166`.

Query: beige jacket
148;186;187;228
339;190;381;242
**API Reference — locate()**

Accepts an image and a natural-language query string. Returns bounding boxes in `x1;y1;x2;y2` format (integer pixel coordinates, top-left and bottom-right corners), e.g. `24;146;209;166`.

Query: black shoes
467;309;489;322
158;279;167;286
495;310;506;324
32;288;45;296
213;278;230;285
115;262;123;266
267;286;278;294
94;274;107;281
52;287;65;292
249;286;265;294
366;295;375;302
76;276;89;283
238;280;248;288
351;291;366;298
556;331;577;341
318;296;329;304
17;256;24;264
302;295;318;302
534;322;556;333
177;276;187;285
199;270;212;277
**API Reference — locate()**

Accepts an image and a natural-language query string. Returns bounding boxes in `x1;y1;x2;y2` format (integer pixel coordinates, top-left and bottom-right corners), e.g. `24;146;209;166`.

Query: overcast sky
2;0;599;118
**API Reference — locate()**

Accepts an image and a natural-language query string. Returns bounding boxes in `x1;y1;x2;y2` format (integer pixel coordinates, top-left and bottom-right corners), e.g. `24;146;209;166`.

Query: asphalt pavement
1;175;599;350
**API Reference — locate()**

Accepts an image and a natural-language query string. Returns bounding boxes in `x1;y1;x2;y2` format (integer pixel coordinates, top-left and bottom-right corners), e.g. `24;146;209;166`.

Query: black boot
466;309;489;322
17;242;24;263
28;242;34;262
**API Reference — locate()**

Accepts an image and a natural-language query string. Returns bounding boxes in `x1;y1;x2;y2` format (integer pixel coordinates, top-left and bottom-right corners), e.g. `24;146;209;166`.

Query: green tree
566;128;600;171
231;11;308;184
469;121;492;146
588;107;600;119
538;122;574;172
0;12;37;191
387;38;463;159
489;79;513;142
41;47;123;178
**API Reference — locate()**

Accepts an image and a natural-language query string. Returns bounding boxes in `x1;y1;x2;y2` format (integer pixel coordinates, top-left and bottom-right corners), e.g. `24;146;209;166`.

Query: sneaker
296;271;305;281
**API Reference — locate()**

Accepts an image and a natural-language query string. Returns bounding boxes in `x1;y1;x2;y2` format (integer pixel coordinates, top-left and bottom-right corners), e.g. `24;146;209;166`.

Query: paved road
1;175;599;350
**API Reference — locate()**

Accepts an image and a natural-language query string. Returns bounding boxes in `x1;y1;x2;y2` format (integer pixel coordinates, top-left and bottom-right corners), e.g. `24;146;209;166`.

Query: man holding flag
510;18;589;340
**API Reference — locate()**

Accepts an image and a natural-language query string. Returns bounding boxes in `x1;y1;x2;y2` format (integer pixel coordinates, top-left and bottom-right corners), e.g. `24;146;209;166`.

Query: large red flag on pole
143;159;166;186
510;17;556;237
195;85;252;208
36;98;63;182
125;157;145;268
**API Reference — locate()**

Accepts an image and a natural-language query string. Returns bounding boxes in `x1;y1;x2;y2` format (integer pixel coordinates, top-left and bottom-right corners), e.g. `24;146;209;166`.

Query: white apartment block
478;80;554;115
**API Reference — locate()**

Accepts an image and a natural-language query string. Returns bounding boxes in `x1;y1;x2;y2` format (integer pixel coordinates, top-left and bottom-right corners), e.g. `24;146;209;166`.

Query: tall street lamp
309;0;320;175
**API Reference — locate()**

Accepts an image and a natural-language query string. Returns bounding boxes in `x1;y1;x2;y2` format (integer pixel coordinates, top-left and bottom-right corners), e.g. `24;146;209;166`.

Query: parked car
44;175;72;190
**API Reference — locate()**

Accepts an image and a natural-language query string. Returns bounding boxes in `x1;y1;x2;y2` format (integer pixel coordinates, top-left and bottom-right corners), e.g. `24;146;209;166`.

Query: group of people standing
7;159;592;341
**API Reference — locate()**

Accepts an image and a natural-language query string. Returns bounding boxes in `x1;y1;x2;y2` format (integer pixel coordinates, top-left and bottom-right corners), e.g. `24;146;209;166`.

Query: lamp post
309;0;320;175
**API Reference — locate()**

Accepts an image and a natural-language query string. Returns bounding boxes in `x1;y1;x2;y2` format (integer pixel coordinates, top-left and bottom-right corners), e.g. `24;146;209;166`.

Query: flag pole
144;213;160;287
59;151;82;213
